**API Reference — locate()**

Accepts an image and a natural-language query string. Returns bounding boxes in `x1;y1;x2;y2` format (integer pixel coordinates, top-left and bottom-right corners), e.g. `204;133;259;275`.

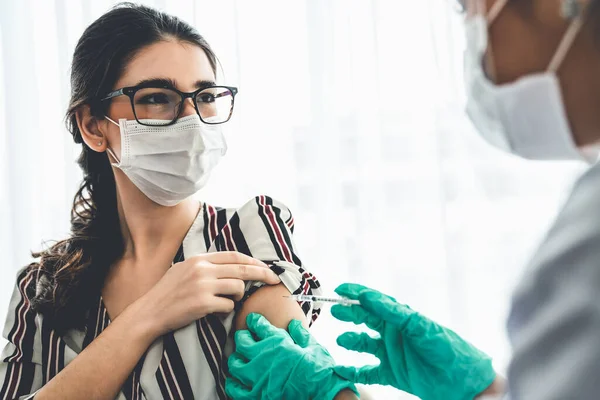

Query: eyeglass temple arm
214;87;238;99
194;87;237;101
101;88;125;101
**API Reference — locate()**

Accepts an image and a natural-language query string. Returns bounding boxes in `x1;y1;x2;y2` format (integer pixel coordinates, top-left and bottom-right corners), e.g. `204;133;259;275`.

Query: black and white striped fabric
0;196;322;400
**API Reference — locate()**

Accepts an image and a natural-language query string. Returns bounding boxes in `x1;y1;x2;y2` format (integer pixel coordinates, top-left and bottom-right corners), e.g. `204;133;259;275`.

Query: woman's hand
138;251;280;337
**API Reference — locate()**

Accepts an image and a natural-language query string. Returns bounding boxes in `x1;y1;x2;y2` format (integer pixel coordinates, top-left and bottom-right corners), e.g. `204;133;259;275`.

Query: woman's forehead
115;40;215;91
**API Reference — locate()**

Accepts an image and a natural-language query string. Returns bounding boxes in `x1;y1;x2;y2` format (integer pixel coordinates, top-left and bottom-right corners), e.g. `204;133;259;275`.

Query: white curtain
0;1;585;398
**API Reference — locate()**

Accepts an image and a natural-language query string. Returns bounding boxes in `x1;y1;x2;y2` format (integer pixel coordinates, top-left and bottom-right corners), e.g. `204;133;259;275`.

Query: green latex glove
225;313;358;400
332;283;496;400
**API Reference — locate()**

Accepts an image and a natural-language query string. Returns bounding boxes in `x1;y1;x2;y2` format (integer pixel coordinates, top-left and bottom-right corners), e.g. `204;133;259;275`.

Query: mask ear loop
105;115;118;126
486;0;509;25
104;115;122;164
548;4;588;72
479;0;509;83
106;148;121;164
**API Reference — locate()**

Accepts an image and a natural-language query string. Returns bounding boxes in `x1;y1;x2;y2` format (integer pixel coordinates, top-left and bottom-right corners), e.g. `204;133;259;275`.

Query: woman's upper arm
227;196;323;330
235;283;307;331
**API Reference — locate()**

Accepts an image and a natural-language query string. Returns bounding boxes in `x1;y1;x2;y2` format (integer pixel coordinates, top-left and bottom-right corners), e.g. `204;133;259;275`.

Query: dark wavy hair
26;2;217;334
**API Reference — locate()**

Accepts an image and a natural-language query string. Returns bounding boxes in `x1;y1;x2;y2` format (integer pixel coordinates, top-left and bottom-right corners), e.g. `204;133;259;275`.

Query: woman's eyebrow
134;77;177;89
131;78;216;91
195;80;216;89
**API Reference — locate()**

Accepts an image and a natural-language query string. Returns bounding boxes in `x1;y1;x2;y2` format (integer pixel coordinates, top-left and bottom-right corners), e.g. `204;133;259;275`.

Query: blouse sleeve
209;195;323;326
0;267;44;399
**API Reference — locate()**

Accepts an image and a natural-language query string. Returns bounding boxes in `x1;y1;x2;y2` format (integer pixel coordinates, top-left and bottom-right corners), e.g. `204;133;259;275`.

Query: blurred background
0;0;587;398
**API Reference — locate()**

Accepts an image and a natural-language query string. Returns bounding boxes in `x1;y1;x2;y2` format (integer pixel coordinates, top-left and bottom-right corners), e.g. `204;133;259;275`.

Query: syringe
285;294;360;306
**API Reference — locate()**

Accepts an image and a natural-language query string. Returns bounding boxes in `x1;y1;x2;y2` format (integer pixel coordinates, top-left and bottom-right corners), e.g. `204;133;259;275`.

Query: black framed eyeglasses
100;84;238;126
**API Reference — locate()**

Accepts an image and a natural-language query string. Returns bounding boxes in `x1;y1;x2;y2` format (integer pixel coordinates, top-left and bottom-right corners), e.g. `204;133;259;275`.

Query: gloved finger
335;283;398;303
233;330;261;360
225;377;254;400
355;366;384;386
359;291;414;328
227;353;255;388
333;365;382;386
331;304;384;332
287;319;314;348
334;283;372;300
246;313;285;341
331;303;371;324
333;365;359;381
336;332;380;356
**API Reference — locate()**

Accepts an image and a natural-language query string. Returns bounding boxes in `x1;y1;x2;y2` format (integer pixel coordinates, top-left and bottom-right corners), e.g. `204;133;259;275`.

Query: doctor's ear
76;104;108;153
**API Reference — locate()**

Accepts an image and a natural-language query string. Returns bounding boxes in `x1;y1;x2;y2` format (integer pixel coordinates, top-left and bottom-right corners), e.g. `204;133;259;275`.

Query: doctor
226;0;600;399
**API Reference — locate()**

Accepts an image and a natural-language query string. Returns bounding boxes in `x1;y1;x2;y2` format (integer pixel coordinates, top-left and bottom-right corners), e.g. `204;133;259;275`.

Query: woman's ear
76;105;108;153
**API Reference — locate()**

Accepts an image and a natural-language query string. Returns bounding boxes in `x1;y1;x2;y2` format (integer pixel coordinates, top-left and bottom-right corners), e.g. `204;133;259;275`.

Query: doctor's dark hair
27;2;218;333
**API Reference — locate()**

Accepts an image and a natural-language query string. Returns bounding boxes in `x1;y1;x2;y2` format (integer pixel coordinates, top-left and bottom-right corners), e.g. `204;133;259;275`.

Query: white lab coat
504;161;600;399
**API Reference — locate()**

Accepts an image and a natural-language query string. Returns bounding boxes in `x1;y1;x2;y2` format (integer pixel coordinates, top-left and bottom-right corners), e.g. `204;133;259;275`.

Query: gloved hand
332;283;496;400
225;313;358;400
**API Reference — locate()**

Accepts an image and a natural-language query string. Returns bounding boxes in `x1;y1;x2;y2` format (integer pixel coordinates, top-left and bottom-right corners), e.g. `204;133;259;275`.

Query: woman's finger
205;251;268;267
207;296;236;314
214;278;246;301
216;264;280;285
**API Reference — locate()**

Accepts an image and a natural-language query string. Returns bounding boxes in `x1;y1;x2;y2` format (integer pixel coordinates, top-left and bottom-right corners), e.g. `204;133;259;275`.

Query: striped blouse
0;196;322;400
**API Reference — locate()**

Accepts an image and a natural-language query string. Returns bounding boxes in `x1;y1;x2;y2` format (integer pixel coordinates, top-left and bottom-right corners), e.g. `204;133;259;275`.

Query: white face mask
463;0;596;162
106;114;227;206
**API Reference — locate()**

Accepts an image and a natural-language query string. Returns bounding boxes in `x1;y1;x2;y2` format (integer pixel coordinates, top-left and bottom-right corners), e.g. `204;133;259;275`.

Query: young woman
0;4;349;399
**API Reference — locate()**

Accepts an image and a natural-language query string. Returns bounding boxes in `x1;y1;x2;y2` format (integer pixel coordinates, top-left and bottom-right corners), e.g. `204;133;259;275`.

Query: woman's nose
179;97;197;118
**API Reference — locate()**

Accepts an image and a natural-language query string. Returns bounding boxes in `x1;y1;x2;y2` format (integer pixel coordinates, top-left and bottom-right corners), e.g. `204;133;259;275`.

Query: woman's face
102;40;216;159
